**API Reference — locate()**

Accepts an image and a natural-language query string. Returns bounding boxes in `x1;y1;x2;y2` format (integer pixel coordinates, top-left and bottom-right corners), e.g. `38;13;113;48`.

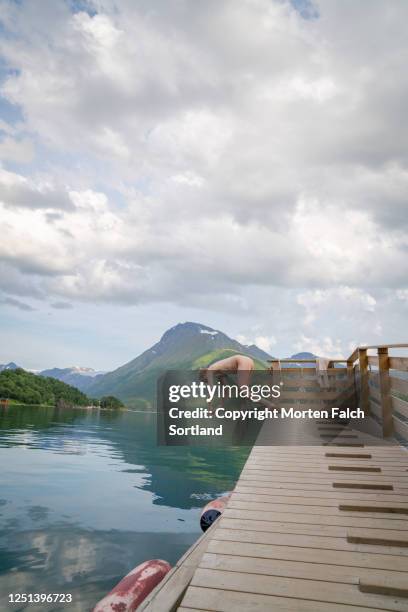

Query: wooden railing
346;343;408;442
268;343;408;444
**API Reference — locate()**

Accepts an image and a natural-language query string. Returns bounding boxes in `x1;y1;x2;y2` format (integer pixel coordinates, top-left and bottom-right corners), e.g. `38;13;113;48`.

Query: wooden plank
251;447;406;456
279;378;352;388
229;499;408;519
332;482;393;490
181;586;379;612
277;368;347;377
392;395;408;419
369;386;381;403
339;503;408;515
234;485;408;502
247;457;408;468
378;347;393;436
241;471;408;485
325;453;372;458
359;577;408;598
347;528;408;547
390;375;408;397
246;456;408;466
390;357;408;372
319;433;360;438
206;538;408;571
252;442;403;449
245;459;408;470
212;527;408;556
364;344;408;350
249;447;405;456
369;399;382;421
246;463;408;475
249;454;406;462
279;391;344;400
393;415;408;443
200;552;408;588
219;517;408;540
139;525;214;612
247;446;406;464
244;464;408;476
223;508;408;530
191;568;408;610
369;371;379;385
367;356;379;367
245;468;408;479
359;349;369;414
318;426;349;431
233;489;408;506
329;466;381;472
248;454;408;464
240;477;408;492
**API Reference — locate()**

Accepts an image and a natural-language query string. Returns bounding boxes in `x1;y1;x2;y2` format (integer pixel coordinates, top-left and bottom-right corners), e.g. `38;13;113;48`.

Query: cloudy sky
0;0;407;370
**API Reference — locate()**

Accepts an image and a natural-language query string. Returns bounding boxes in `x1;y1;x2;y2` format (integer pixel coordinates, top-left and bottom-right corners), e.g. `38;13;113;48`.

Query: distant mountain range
39;367;106;392
2;323;321;407
0;362;19;372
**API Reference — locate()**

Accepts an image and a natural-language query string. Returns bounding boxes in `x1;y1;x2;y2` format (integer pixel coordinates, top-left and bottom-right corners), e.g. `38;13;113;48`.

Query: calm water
0;405;249;611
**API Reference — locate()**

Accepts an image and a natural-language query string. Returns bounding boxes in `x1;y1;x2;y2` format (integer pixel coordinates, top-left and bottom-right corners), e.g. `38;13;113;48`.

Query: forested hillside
0;368;90;406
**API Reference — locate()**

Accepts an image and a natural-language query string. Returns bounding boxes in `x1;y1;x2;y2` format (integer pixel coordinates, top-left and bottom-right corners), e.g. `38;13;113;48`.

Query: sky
0;0;407;371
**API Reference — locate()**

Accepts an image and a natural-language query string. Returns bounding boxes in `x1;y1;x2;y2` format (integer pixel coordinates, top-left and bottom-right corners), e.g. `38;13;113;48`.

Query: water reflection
0;405;249;609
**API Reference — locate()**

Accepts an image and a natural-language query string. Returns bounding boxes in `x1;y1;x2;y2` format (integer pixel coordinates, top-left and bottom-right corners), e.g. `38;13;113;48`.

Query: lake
0;405;249;611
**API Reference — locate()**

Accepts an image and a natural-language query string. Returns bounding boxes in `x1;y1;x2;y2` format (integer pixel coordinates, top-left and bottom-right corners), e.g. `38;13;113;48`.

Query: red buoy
200;494;230;532
93;559;171;612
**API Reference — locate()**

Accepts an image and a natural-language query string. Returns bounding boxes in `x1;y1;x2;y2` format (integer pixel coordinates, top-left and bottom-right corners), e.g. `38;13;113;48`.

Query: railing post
378;347;393;437
358;348;369;415
347;359;356;408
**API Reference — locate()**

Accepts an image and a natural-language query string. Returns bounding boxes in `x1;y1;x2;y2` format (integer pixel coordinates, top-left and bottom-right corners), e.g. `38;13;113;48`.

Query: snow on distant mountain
40;366;106;392
0;362;20;372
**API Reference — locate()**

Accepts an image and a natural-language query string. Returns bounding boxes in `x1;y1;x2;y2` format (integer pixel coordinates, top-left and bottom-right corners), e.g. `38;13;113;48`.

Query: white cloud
0;0;407;358
0;135;34;163
293;334;344;359
254;335;277;353
237;333;277;353
297;287;377;326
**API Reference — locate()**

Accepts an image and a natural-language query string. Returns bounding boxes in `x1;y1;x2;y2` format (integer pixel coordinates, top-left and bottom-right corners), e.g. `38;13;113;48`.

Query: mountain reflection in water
0;405;249;611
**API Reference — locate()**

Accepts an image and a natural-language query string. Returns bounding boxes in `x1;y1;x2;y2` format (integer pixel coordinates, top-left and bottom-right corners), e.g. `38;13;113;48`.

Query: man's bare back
202;354;254;387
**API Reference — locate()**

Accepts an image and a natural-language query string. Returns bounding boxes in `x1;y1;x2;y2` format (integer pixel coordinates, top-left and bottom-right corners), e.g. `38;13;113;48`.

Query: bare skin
200;354;278;410
201;354;254;388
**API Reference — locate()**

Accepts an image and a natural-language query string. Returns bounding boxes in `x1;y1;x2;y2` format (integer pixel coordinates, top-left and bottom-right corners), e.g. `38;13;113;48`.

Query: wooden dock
179;441;408;610
143;344;408;612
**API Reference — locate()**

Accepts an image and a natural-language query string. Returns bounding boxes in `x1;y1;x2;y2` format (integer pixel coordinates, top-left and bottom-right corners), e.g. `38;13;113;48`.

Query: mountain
0;362;20;372
275;352;318;369
88;322;273;408
284;352;344;369
243;344;273;362
39;367;105;392
290;352;317;360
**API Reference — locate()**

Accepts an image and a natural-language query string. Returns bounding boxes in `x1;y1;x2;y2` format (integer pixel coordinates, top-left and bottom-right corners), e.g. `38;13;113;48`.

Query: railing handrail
346;343;408;364
267;358;347;363
360;343;408;350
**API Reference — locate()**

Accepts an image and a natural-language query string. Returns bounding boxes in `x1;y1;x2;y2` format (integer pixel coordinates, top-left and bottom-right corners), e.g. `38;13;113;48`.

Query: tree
0;369;91;406
99;395;124;409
